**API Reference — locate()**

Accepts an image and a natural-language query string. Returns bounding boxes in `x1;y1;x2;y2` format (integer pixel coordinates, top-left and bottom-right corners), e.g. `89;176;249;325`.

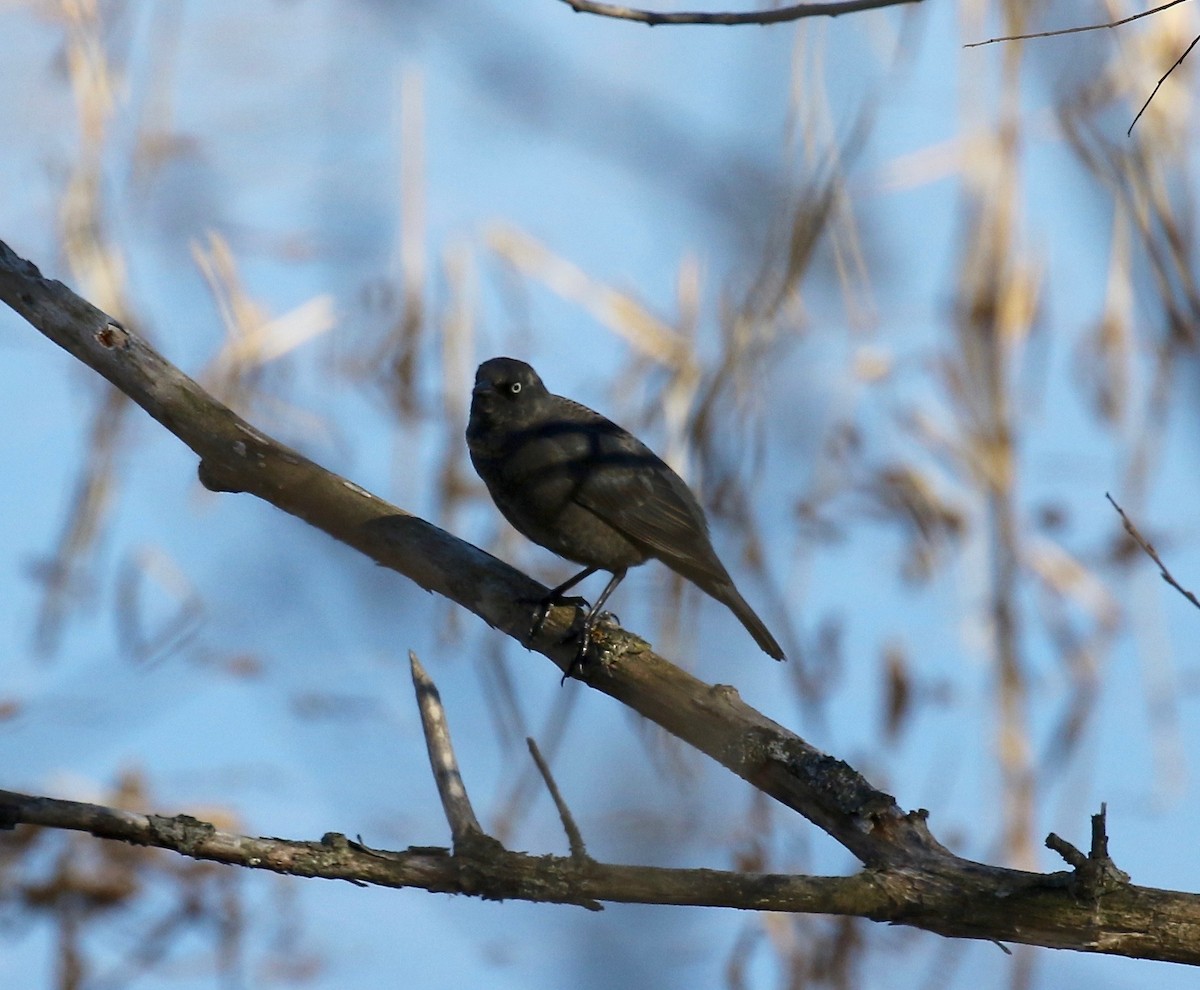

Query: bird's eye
509;382;522;395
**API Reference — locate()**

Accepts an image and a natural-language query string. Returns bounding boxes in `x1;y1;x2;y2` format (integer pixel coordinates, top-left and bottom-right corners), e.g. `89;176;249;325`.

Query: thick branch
4;788;1200;962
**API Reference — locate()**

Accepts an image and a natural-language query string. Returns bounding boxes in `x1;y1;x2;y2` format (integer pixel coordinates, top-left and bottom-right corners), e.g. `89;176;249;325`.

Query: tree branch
4;754;1200;959
526;736;590;861
0;785;883;914
966;0;1191;47
6;239;1200;962
557;0;923;26
409;651;490;849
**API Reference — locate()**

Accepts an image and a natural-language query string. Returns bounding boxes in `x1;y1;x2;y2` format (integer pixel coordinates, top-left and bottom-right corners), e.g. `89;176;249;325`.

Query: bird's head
469;357;548;426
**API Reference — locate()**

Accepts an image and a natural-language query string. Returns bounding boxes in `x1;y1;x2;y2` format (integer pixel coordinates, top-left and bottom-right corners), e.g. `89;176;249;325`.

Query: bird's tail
712;581;786;661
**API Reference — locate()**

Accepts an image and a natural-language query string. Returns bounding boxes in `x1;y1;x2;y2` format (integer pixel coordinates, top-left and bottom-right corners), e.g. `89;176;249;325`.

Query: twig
1128;31;1200;136
1090;802;1113;862
1045;832;1087;870
963;0;1196;137
966;0;1190;47
558;0;923;27
409;651;487;848
1106;493;1200;611
526;737;589;861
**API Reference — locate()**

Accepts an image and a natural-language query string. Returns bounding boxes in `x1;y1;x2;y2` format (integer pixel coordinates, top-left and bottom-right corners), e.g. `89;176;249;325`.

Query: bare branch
965;0;1191;47
526;737;589;861
1128;31;1200;136
558;0;923;27
1046;832;1088;870
4;789;1200;961
0;786;875;916
1046;804;1130;900
409;651;488;849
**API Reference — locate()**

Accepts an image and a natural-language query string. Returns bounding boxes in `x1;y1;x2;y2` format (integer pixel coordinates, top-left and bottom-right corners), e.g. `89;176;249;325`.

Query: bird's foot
557;618;596;685
526;593;590;642
559;612;620;685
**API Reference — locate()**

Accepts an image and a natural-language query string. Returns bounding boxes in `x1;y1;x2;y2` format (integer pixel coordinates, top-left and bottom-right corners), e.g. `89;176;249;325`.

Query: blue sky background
3;1;1200;988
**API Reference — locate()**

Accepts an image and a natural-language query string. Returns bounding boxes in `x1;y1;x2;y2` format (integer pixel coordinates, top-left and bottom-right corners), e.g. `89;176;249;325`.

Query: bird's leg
529;566;597;641
565;569;626;683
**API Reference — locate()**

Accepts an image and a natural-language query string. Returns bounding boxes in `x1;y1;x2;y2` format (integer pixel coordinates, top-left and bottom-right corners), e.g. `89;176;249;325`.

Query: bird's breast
468;426;648;571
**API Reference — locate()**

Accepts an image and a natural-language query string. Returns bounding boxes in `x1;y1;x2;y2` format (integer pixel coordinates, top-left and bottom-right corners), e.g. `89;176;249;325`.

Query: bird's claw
561;647;588;685
526;593;590;641
562;628;596;685
559;611;622;685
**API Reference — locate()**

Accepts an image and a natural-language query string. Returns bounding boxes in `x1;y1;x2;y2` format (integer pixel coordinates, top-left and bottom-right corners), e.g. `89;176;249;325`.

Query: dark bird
466;356;785;669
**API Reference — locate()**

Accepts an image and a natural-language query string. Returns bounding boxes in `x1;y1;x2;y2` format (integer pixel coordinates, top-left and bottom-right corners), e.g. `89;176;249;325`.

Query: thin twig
966;0;1190;47
409;651;485;846
962;0;1196;137
1128;31;1200;136
558;0;922;27
526;737;589;861
1106;493;1200;611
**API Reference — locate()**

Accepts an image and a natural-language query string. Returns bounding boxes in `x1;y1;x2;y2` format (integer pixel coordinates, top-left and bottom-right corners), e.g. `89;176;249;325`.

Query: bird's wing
571;426;731;586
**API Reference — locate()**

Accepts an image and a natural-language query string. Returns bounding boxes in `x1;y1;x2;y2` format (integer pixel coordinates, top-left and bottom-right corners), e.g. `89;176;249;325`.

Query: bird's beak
471;381;494;397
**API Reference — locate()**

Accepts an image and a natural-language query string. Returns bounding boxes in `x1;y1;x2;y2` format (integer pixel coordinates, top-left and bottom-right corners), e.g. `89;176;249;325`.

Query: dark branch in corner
965;0;1190;47
1127;32;1200;136
1107;493;1200;612
963;0;1196;136
558;0;923;27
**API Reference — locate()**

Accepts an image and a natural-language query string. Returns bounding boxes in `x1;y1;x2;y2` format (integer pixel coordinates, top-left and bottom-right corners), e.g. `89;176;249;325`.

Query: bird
466;356;785;672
